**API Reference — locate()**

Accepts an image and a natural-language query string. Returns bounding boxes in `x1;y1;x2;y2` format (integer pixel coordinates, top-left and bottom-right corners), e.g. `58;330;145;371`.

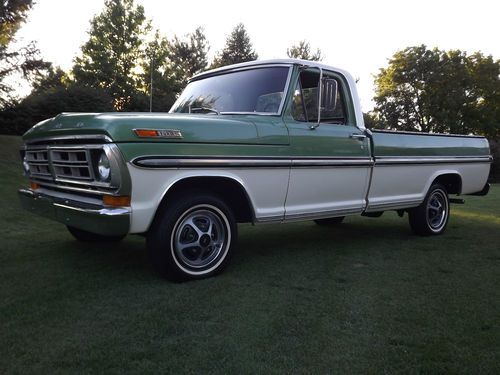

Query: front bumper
18;189;130;236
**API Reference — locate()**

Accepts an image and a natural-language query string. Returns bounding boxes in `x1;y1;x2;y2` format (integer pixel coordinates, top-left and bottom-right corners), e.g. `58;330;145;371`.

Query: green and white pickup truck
19;59;492;281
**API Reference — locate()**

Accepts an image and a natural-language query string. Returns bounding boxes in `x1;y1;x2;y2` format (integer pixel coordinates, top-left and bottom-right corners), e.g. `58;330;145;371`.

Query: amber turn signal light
134;129;158;138
30;182;40;190
103;195;131;207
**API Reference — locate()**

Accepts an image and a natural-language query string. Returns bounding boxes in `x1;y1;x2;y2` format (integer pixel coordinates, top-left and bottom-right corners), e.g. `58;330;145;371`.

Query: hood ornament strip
133;129;183;139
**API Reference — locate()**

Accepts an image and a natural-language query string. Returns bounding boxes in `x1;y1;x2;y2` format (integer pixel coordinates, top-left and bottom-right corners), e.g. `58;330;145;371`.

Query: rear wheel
147;192;236;282
67;226;126;242
314;216;345;226
409;183;450;236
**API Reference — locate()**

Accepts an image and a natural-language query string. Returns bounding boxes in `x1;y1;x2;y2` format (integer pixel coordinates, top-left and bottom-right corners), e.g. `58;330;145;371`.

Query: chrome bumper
18;189;130;236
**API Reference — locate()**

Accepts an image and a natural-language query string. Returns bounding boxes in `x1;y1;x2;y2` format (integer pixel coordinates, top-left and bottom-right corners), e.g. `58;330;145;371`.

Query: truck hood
23;112;278;144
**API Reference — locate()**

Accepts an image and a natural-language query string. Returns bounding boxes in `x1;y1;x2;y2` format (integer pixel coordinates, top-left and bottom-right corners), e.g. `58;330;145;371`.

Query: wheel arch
150;174;256;231
428;171;463;195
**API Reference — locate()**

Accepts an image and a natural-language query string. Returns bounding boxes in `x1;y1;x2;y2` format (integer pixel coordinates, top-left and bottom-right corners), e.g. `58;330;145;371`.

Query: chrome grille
24;146;99;185
21;138;128;197
25;149;51;179
51;149;93;180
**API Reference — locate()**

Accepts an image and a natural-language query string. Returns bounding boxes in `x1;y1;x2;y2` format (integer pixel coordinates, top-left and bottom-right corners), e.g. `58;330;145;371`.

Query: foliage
287;40;323;61
139;31;173;112
72;0;150;111
0;0;33;46
140;27;209;112
0;0;51;108
363;111;379;129
211;23;258;68
31;65;69;93
0;85;113;135
169;27;209;88
374;45;500;140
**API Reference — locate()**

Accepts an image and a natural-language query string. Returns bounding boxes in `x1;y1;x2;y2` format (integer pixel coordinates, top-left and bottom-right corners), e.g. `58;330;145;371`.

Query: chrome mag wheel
147;192;237;282
171;204;231;274
409;183;450;236
426;189;449;232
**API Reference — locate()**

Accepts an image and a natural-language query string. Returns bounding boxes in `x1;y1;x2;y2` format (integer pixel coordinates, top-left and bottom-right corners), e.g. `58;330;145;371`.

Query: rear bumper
18;189;130;236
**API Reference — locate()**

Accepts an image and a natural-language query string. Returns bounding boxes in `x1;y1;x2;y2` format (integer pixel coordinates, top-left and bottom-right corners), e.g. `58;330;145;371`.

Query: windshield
169;66;290;115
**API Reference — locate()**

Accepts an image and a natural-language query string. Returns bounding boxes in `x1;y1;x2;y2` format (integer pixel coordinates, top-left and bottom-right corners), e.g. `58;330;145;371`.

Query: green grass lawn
1;134;499;374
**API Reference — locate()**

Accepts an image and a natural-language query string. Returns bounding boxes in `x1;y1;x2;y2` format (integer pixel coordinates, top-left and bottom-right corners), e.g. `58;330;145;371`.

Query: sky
13;0;500;111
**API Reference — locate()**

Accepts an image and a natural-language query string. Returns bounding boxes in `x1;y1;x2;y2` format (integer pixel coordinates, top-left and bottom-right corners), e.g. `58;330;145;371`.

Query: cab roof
190;58;353;83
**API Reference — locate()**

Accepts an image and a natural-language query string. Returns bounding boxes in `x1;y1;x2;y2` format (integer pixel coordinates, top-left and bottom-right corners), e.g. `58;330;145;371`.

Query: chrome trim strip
24;134;113;145
27;179;113;196
291;159;372;167
136;158;290;168
278;67;293;116
283;207;362;222
372;129;486;139
45;144;108;150
132;156;373;169
53;177;112;188
254;215;284;224
53;203;130;216
375;156;492;165
254;207;363;224
218;112;281;116
365;200;423;212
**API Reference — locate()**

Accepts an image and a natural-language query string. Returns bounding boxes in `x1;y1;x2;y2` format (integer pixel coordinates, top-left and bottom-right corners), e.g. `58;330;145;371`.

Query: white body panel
127;164;289;233
367;162;491;211
285;167;371;218
128;160;490;234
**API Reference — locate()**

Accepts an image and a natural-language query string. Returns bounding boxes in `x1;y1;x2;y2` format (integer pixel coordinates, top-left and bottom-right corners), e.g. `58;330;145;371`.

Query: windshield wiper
189;107;220;115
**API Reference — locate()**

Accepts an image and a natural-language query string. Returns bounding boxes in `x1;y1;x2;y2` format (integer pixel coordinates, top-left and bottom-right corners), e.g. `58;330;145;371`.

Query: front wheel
147;192;237;282
409;183;450;236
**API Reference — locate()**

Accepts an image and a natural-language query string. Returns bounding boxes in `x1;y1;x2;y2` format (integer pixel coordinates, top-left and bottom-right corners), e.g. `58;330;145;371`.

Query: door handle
350;133;367;140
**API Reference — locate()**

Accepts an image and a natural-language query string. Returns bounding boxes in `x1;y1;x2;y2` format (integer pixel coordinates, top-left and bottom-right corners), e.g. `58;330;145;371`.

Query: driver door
284;69;372;220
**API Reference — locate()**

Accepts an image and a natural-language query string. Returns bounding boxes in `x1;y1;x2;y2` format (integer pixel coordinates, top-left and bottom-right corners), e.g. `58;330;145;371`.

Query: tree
287;40;323;61
211;23;258;68
140;30;176;112
72;0;150;110
31;66;69;93
0;85;113;135
374;45;500;140
169;27;209;87
140;27;210;112
0;0;50;107
137;26;210;112
0;0;33;46
363;112;379;129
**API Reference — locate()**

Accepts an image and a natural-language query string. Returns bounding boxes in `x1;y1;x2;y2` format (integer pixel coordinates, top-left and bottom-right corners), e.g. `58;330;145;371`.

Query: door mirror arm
310;67;323;130
310;68;338;130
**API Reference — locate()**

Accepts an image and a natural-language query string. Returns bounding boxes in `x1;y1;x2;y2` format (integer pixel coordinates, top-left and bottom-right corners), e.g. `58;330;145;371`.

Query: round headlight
22;156;30;174
97;152;111;181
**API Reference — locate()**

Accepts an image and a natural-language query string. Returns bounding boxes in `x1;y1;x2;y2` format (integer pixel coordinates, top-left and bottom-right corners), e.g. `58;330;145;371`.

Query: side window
291;70;347;124
291;81;307;121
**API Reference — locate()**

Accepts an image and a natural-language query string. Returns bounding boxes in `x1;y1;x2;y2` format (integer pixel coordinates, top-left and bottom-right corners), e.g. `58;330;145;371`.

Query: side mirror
321;78;338;112
311;76;338;129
